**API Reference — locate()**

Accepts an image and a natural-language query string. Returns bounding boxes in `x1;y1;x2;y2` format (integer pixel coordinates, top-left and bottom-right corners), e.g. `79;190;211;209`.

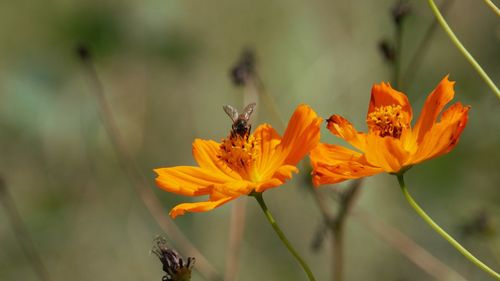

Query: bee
223;102;256;138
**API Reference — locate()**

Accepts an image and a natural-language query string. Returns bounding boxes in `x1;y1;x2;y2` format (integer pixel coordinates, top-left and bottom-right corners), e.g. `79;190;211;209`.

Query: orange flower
155;105;321;218
311;76;470;186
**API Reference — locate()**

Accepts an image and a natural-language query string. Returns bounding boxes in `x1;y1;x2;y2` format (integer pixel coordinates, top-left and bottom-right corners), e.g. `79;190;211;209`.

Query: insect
223;102;256;138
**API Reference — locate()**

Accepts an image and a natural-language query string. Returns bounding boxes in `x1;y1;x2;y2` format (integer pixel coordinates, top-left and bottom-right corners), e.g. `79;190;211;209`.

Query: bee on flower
154;104;321;218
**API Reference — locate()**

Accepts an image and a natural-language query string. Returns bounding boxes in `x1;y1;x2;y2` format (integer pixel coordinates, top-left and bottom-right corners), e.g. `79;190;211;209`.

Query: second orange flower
311;76;470;185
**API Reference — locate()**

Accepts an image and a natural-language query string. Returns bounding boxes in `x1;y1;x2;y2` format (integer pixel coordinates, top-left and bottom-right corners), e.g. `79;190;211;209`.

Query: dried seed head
230;49;256;86
152;236;195;281
76;43;91;61
391;1;412;26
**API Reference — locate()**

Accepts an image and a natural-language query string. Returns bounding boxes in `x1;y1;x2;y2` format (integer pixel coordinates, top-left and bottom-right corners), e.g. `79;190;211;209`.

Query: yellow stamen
367;105;408;138
218;135;258;177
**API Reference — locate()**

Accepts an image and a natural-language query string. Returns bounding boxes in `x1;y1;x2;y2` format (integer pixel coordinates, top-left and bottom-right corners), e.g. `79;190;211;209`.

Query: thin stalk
77;47;222;281
402;0;453;90
224;67;260;281
332;223;344;281
427;0;500;99
254;75;286;131
224;198;247;281
0;178;52;281
332;181;361;281
483;0;500;16
394;22;403;89
354;208;468;281
396;174;500;280
253;193;316;281
311;179;362;281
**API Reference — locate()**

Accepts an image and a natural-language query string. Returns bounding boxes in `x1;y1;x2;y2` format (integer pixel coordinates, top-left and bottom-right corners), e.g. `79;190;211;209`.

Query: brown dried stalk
77;46;222;281
0;177;53;281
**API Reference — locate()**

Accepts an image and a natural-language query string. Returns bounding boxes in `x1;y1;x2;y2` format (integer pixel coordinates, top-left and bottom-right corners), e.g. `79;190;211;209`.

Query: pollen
366;104;408;138
218;134;258;175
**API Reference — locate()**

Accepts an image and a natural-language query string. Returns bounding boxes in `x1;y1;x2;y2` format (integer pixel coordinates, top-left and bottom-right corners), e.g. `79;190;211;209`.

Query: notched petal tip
409;101;470;164
169;208;186;219
326;115;366;151
326;115;352;136
169;197;235;218
413;75;457;143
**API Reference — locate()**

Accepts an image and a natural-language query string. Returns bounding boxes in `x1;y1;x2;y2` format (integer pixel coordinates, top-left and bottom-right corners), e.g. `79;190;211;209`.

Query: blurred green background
0;0;499;280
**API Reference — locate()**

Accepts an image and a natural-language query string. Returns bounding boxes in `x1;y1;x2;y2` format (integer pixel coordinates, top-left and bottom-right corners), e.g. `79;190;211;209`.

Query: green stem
427;0;500;99
483;0;500;16
253;193;316;281
396;174;500;280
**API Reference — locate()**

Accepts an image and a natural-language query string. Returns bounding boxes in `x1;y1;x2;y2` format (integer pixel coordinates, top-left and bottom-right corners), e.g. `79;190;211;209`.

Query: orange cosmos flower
155;104;321;218
311;76;470;186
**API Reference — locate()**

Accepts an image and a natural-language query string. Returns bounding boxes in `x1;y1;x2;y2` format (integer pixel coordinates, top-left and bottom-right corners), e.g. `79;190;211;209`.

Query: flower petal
413;75;455;144
252;124;282;180
169;196;235;218
310;144;382;185
280;104;322;165
211;180;255;198
326;115;366;151
155;166;226;196
363;134;410;173
252;105;320;184
255;165;298;192
192;139;242;180
368;82;412;122
310;143;363;164
410;102;469;164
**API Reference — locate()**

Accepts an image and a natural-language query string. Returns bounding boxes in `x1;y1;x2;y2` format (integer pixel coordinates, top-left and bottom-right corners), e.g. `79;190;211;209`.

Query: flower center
218;134;258;177
366;105;408;138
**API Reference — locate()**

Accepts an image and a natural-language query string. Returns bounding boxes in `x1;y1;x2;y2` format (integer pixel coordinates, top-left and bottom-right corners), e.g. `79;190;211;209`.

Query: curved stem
427;0;500;99
253;193;316;281
396;174;500;280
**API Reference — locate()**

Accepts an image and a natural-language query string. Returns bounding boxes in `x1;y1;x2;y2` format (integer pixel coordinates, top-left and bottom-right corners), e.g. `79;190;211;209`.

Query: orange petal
410;102;469;164
413;76;455;144
326;115;366;151
368;82;412;122
363;134;410;173
310;144;382;186
310;143;363;165
280;104;322;165
169;196;235;218
211;180;254;198
255;165;298;192
252;124;282;180
155;166;226;196
192;139;242;180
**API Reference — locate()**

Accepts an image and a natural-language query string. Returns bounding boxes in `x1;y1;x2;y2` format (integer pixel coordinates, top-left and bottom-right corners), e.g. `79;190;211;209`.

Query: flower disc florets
218;134;259;175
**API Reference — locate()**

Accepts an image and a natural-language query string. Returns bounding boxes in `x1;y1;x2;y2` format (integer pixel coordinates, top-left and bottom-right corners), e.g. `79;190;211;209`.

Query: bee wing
241;102;256;120
223;105;239;122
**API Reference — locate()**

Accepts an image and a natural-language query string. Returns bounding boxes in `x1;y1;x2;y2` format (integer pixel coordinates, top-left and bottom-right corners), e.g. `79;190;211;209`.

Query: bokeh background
0;0;499;280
